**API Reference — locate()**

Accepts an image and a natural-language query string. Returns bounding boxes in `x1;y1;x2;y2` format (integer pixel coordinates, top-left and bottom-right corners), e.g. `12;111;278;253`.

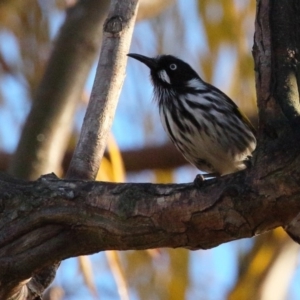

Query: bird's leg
243;156;253;170
193;174;205;186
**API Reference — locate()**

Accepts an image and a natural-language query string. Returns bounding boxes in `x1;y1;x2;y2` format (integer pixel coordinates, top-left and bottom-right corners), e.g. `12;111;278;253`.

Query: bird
127;53;256;179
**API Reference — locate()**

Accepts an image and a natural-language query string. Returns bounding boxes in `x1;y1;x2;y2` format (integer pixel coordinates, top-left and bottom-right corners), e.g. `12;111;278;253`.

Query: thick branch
271;1;300;122
253;0;300;136
0;163;300;297
253;0;300;179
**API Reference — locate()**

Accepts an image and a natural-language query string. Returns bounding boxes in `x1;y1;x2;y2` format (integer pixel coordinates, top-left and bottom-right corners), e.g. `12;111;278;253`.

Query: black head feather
128;53;201;87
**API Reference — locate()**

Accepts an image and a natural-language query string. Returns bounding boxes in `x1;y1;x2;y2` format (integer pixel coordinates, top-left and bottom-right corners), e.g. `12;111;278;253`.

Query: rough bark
1;0;300;299
253;0;300;239
0;162;300;297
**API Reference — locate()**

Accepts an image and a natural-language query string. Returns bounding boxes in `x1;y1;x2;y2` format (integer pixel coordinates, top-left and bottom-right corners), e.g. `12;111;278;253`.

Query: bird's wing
207;83;256;135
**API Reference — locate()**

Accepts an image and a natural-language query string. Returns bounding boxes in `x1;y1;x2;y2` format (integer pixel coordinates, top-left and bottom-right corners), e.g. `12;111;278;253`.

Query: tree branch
253;1;300;242
0;161;300;298
66;0;139;180
9;0;110;180
270;1;300;123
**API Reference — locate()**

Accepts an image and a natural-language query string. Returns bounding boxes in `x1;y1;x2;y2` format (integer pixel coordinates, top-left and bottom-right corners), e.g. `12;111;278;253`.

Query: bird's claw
193;174;205;187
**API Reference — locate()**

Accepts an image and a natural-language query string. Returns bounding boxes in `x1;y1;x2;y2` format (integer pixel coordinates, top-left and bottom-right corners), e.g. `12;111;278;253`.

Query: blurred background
0;0;299;299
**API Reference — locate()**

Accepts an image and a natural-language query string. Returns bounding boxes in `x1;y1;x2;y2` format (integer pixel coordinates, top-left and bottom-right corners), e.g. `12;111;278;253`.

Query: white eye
169;63;177;70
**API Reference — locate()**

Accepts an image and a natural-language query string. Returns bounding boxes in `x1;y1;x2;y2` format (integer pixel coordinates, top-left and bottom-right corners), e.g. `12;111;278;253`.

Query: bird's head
127;53;201;89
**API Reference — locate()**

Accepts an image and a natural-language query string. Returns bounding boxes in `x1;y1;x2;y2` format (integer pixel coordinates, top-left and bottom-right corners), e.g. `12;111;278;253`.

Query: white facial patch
158;70;171;84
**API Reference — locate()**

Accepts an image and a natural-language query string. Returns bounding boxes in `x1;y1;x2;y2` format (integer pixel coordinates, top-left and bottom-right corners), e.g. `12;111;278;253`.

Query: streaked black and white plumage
127;53;256;176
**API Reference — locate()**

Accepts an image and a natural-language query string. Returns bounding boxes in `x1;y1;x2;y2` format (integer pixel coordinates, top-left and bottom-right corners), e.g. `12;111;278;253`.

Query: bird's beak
127;53;157;70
